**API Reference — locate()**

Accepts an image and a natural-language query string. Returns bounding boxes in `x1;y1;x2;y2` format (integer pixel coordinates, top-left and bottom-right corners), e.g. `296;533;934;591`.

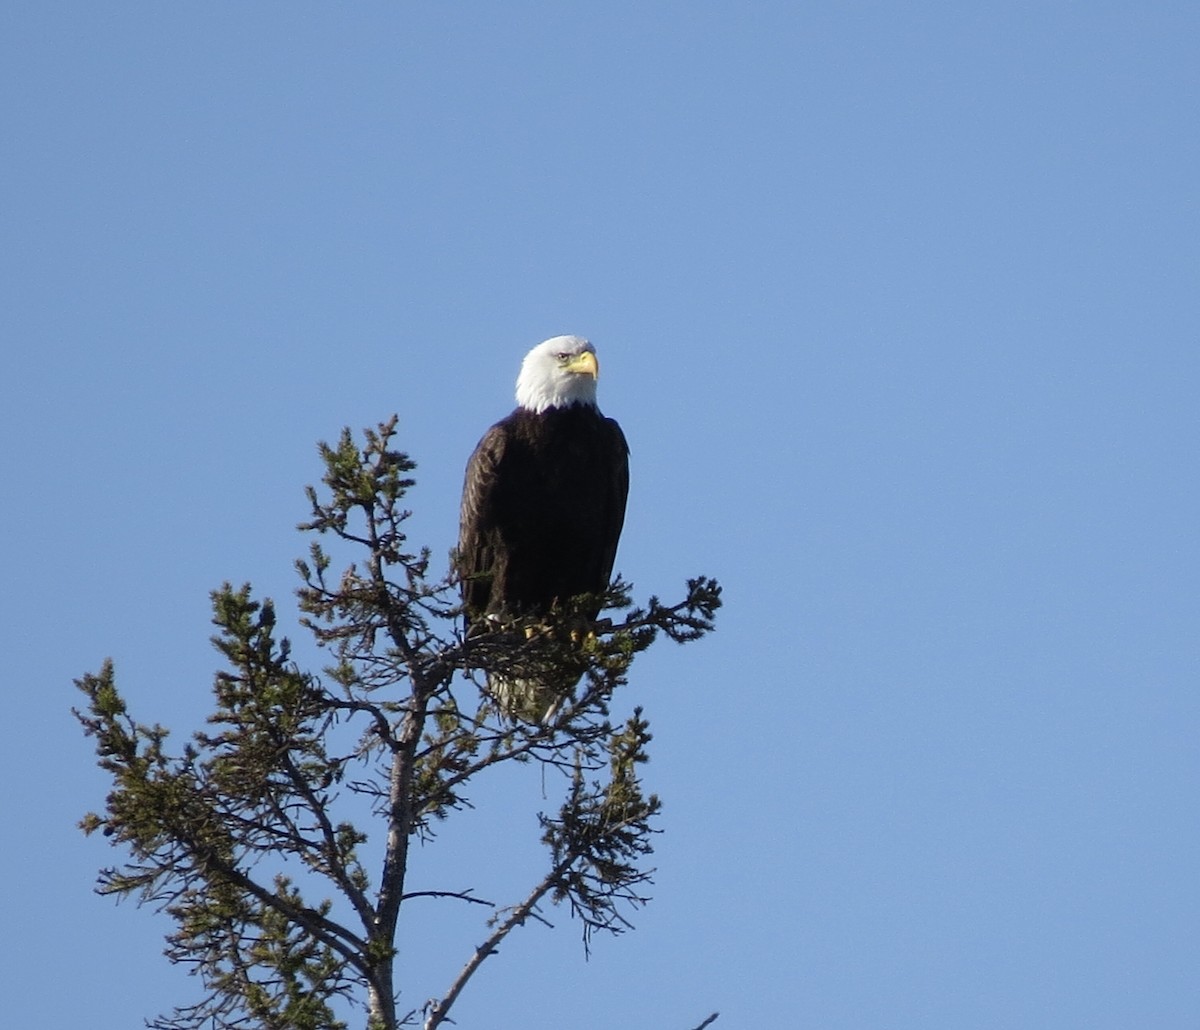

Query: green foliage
541;708;662;952
75;416;721;1030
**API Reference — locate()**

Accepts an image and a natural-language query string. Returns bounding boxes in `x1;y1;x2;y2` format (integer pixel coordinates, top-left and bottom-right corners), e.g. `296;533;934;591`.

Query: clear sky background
3;3;1198;1028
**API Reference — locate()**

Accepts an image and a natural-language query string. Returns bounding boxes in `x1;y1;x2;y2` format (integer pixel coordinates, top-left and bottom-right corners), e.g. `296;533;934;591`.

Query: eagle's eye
555;352;571;362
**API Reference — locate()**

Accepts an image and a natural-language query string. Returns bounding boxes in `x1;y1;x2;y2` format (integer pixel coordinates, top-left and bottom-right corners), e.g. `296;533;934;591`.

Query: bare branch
424;859;571;1030
400;889;494;908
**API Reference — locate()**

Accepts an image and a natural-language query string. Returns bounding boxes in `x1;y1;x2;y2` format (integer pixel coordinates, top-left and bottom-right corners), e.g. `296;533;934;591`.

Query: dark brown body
458;404;629;625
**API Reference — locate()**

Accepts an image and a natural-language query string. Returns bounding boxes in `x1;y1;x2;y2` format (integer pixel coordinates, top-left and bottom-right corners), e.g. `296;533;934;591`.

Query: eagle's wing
599;417;630;589
457;421;509;623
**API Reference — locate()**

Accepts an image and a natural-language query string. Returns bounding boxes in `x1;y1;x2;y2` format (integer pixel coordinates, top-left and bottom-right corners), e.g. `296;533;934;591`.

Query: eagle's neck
515;381;598;415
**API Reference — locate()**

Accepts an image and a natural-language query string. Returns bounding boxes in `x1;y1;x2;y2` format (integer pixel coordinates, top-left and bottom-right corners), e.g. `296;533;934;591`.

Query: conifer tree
76;416;721;1030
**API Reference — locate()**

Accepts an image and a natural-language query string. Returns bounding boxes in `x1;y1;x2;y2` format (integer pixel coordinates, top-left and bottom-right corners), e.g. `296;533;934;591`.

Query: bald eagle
458;335;629;718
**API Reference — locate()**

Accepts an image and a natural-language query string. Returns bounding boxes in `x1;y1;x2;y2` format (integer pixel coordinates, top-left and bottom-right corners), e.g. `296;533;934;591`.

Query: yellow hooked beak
565;350;599;379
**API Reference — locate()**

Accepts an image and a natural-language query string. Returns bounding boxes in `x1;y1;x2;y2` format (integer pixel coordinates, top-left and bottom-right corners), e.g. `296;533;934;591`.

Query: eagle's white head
515;335;600;414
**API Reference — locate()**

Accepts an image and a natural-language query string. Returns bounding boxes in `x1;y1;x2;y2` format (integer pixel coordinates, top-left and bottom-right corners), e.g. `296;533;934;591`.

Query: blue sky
4;3;1199;1027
